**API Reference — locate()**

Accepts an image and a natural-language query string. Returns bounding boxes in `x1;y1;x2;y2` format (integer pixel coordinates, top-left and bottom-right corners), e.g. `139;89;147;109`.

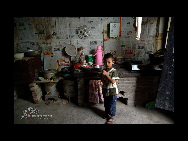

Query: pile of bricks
29;83;43;104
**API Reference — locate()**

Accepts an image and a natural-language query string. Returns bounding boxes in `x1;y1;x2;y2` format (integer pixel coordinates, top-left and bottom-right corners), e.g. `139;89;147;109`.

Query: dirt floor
14;98;174;124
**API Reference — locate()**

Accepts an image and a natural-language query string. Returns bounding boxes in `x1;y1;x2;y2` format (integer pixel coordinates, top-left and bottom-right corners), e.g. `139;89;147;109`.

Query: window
136;17;142;40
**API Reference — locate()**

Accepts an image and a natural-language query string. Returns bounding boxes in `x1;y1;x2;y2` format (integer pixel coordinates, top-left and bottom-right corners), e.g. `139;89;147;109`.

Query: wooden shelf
34;78;62;83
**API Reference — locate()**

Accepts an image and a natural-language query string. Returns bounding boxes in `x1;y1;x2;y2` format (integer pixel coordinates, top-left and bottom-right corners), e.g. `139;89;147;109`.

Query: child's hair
104;53;114;61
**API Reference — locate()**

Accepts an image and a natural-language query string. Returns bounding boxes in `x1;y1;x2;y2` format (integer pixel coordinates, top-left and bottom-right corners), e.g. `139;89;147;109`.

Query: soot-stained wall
14;17;165;68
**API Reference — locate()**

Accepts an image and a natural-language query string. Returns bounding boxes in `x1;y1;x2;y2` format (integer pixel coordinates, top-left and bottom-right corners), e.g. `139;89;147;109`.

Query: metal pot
24;50;40;57
149;54;164;64
14;52;24;60
93;65;105;69
43;69;56;80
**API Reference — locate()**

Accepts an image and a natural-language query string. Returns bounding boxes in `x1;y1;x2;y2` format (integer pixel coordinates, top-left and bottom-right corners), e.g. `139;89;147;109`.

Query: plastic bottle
93;46;104;65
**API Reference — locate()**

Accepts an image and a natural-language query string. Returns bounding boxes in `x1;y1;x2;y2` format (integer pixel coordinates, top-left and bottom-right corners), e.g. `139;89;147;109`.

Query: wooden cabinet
14;56;42;84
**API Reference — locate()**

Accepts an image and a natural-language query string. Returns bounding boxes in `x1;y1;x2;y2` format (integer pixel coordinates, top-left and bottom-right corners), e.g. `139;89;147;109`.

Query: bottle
93;46;104;65
80;53;85;65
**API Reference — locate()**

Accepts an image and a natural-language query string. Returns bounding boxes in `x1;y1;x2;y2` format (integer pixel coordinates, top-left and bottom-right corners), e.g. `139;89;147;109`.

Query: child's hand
102;70;108;76
102;70;115;84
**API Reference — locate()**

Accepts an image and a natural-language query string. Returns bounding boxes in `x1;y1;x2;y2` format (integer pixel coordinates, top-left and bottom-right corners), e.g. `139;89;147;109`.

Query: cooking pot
43;69;56;80
149;54;164;64
14;52;24;60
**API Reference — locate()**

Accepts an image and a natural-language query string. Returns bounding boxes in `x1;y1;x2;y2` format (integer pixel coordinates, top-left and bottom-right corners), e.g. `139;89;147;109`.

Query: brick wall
77;78;85;105
117;75;160;107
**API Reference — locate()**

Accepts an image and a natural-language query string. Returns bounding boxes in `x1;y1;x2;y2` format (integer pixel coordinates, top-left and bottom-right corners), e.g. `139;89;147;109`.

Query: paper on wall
88;20;101;39
16;17;36;42
103;23;108;40
147;17;157;36
53;47;62;58
43;55;58;70
148;26;155;36
146;42;154;52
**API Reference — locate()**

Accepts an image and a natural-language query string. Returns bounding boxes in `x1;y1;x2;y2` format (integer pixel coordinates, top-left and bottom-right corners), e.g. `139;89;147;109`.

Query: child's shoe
106;116;115;124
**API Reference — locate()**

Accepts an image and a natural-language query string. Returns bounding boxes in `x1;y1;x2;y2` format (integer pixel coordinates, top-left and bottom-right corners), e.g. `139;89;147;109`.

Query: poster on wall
43;55;58;70
147;17;157;37
20;41;37;52
87;20;102;39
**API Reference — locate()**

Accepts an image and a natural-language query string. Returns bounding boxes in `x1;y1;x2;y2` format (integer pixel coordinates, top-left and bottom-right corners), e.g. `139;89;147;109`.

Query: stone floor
14;98;174;124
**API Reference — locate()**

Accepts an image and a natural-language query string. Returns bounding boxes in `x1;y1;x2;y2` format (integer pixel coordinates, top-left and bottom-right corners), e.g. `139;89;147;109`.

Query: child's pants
89;80;104;103
104;95;117;116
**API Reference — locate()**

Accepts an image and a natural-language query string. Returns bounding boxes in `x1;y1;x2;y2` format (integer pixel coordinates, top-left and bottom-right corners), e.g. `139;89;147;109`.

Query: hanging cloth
89;80;104;103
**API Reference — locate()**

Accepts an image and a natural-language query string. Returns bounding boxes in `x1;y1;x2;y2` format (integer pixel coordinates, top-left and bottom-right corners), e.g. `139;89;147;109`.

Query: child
102;53;119;124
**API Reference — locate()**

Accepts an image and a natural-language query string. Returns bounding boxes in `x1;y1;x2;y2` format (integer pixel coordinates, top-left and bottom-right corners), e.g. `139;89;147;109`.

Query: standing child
102;53;119;124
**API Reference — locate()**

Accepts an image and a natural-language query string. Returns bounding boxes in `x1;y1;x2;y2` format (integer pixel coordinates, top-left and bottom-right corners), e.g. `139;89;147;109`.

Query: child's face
104;58;114;69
